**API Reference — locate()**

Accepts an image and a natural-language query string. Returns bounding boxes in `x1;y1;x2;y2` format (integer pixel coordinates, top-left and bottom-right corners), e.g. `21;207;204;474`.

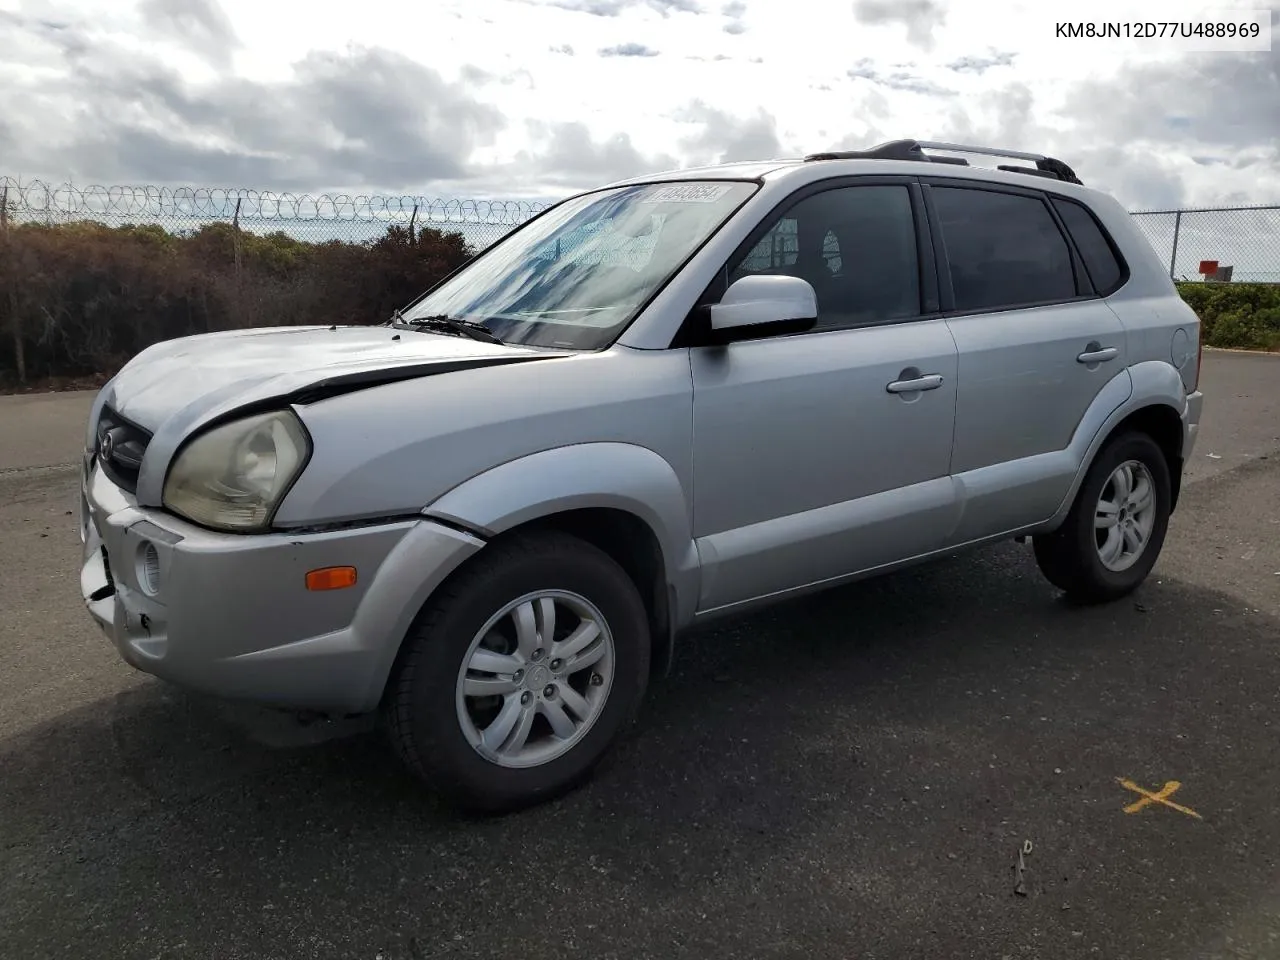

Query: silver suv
79;140;1204;811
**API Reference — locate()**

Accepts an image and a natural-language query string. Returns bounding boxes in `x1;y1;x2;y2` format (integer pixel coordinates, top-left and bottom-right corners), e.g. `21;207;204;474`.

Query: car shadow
4;541;1279;960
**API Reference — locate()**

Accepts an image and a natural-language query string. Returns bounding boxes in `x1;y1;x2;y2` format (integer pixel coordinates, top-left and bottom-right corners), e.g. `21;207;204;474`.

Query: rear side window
1051;196;1126;295
931;187;1076;312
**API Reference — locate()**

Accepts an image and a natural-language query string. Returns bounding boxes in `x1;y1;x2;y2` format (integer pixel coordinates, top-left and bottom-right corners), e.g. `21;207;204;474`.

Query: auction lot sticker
642;184;735;203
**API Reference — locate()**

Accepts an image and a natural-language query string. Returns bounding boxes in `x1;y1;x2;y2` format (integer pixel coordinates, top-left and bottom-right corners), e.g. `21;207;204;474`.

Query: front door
688;180;960;613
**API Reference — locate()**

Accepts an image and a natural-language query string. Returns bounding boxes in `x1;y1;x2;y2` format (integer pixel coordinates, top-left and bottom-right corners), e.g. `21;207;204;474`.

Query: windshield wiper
400;313;504;345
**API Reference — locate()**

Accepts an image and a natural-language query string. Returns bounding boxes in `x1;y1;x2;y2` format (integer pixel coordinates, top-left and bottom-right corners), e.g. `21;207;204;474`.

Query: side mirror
707;274;818;337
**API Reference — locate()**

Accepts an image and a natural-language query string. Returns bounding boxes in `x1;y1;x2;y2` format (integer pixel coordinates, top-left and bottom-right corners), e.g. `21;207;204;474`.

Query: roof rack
803;139;1083;185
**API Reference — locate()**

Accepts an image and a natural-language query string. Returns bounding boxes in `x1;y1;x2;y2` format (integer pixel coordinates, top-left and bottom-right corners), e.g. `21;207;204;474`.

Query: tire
385;530;651;813
1033;431;1172;605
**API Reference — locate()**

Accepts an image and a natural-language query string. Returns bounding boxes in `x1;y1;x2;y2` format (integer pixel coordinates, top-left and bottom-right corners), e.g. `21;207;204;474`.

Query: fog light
137;541;161;595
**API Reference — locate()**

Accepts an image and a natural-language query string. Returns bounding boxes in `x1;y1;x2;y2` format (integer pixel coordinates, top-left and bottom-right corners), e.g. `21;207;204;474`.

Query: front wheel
1033;431;1172;604
385;531;651;813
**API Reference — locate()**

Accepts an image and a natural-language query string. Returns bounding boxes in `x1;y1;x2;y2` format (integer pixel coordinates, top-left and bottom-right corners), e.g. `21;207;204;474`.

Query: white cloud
0;0;1275;209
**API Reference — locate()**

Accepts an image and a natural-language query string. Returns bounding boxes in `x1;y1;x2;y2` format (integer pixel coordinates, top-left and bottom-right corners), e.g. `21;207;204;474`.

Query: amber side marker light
306;566;358;591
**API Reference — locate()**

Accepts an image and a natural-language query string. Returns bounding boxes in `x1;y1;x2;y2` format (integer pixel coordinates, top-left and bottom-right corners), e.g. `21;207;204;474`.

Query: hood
106;324;562;432
94;324;571;507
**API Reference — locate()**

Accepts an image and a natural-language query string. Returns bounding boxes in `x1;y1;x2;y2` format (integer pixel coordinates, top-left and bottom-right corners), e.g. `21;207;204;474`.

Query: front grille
95;406;152;495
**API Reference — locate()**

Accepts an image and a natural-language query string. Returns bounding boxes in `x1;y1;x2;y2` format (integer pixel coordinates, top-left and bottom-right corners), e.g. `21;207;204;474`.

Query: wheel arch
1049;362;1190;527
380;443;699;700
1106;404;1185;510
478;507;677;678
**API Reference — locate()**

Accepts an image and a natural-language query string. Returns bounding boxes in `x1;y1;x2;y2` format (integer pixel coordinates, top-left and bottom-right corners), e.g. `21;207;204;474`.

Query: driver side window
728;184;922;330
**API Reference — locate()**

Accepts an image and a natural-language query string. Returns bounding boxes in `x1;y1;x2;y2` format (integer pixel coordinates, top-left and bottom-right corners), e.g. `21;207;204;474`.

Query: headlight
162;410;310;532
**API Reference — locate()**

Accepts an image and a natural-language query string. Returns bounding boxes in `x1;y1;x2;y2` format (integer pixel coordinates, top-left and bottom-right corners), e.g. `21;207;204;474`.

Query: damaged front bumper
78;453;484;715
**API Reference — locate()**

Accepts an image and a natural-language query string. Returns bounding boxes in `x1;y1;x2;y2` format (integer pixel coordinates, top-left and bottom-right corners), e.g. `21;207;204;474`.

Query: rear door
922;180;1129;543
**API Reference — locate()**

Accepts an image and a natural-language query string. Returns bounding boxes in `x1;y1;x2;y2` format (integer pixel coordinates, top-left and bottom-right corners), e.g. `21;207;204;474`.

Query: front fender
1047;360;1191;526
422;442;700;628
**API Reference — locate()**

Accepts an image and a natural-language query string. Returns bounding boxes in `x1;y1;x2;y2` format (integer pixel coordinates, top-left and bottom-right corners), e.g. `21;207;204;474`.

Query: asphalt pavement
2;349;1279;960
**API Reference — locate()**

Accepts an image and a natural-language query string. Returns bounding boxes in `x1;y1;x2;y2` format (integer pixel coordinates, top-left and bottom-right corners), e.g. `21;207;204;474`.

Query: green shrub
0;220;475;384
1176;282;1280;352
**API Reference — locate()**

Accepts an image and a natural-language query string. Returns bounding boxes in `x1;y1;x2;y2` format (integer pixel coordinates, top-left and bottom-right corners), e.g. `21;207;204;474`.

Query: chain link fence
1130;205;1280;283
1;175;1278;384
4;176;1277;282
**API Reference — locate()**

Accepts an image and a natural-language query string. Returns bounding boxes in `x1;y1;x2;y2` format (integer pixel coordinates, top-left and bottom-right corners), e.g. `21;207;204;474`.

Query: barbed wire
0;177;553;225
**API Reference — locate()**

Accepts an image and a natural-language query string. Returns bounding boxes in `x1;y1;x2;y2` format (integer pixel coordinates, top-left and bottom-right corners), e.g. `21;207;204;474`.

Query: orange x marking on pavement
1116;778;1203;820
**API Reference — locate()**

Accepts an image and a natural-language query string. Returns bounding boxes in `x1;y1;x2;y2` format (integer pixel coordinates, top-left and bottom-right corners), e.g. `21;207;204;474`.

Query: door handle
886;374;944;394
1077;346;1119;364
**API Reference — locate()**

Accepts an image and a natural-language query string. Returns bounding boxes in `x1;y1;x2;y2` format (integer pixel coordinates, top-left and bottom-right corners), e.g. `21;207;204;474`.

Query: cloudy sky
1;0;1277;209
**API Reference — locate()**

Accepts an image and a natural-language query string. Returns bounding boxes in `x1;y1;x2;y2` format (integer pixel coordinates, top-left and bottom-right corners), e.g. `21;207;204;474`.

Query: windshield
400;180;758;349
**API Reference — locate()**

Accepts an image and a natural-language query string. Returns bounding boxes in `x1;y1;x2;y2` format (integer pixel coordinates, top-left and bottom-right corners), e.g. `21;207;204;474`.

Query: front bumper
79;456;484;715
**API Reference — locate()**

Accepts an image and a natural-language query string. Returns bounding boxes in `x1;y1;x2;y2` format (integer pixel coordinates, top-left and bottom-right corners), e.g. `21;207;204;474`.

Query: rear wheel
1033;431;1172;604
385;531;651;813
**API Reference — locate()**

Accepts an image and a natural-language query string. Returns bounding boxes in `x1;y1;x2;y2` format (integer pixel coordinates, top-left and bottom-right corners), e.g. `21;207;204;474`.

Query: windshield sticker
641;183;734;204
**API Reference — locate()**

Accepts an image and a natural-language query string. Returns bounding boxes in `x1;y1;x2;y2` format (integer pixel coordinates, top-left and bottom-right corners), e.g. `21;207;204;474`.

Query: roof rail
803;138;1083;185
913;140;1045;162
804;139;941;163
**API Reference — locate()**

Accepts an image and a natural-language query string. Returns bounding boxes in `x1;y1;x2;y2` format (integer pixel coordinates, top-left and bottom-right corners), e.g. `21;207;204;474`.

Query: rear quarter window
1050;196;1127;296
